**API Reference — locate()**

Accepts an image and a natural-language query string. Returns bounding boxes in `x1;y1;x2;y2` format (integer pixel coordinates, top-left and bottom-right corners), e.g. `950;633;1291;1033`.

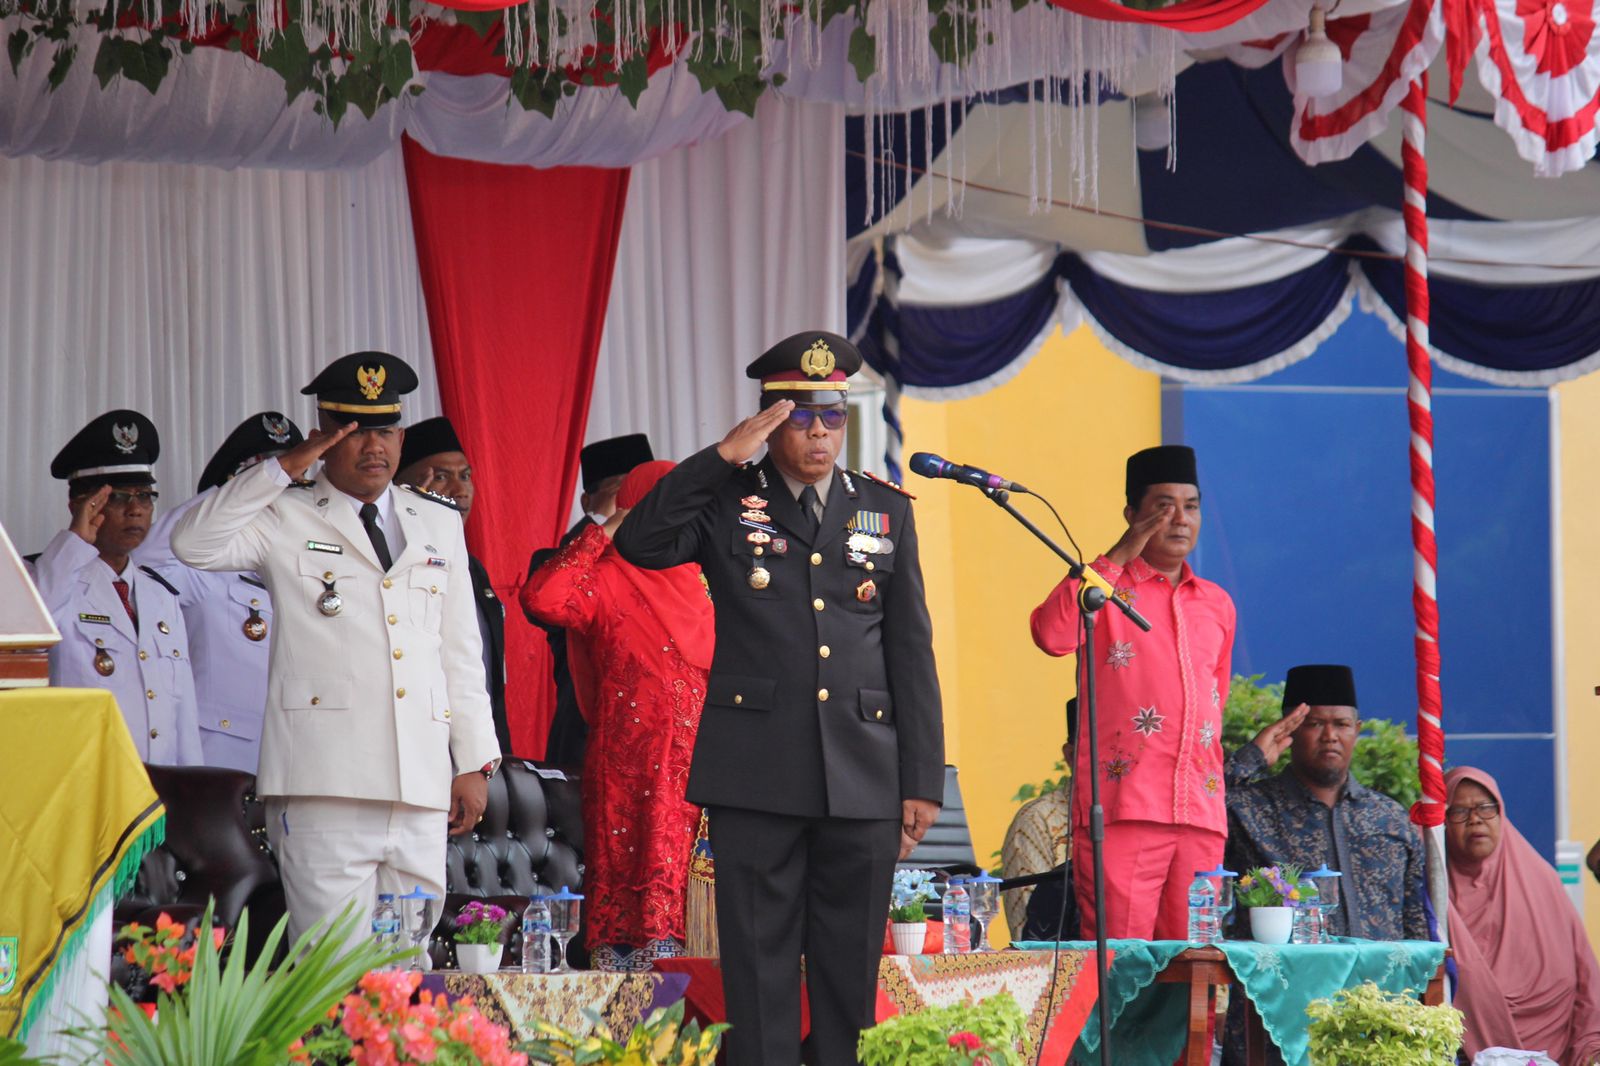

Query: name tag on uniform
427;557;448;568
306;541;343;554
78;613;112;625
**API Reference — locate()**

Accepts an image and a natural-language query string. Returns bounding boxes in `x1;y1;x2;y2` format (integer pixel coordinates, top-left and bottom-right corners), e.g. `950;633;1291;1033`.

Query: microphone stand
982;487;1146;1066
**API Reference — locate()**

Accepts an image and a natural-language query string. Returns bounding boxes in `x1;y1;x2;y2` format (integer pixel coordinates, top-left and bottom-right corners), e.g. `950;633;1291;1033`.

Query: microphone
909;452;1029;494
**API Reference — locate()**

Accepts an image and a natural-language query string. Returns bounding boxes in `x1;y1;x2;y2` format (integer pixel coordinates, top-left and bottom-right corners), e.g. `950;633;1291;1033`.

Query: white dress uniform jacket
170;460;500;810
137;490;273;773
32;531;204;765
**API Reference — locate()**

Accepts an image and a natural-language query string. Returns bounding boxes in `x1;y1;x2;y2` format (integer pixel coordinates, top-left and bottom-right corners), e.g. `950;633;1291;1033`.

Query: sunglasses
786;406;848;431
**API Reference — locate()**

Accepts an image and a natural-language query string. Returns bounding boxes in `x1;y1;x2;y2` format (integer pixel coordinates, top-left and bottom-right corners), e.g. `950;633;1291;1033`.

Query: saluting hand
68;485;113;545
1105;501;1173;568
1251;703;1309;764
716;401;795;465
277;420;360;480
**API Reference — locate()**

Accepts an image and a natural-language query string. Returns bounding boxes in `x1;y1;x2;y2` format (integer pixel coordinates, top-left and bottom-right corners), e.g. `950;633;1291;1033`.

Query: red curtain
402;136;631;759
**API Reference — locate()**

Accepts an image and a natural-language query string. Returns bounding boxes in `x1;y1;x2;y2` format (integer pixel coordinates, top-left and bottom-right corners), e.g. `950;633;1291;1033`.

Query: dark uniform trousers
615;445;944;1066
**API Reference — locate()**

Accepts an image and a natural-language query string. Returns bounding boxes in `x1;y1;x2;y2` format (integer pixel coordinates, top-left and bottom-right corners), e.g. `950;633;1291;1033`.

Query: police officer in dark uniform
395;416;509;755
615;331;944;1066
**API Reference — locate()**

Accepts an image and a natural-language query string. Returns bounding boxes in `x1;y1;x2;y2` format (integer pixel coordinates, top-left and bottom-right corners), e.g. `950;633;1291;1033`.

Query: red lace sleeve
518;522;611;634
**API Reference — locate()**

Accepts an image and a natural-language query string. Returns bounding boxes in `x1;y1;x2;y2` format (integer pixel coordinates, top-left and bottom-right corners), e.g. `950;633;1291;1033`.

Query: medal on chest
747;565;771;590
243;607;268;641
93;647;115;676
317;580;343;617
855;577;877;602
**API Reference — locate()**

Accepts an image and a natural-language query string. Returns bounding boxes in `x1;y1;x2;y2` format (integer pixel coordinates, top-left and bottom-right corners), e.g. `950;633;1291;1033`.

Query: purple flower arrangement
452;901;512;944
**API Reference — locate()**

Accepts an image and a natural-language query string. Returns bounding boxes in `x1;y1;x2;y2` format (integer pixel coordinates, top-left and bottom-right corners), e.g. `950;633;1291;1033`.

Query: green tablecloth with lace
1013;937;1445;1066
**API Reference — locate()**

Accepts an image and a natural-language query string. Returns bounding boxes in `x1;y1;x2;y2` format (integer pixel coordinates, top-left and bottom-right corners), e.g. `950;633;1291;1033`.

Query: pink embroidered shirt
1030;554;1237;836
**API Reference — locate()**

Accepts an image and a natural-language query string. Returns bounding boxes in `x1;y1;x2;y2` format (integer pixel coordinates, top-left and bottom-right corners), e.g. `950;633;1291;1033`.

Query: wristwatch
480;760;499;781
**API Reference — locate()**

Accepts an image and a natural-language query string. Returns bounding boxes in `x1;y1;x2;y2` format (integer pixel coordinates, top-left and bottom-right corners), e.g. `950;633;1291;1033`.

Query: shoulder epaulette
857;470;916;500
138;566;181;597
401;483;464;512
239;574;267;590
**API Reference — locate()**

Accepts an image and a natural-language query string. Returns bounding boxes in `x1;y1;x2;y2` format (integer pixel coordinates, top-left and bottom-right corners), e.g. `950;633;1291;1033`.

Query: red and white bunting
1288;0;1445;165
1470;0;1600;175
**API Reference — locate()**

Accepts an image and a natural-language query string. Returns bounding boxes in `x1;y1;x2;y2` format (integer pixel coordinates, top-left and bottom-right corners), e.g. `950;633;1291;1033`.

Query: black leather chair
900;765;980;873
117;759;587;970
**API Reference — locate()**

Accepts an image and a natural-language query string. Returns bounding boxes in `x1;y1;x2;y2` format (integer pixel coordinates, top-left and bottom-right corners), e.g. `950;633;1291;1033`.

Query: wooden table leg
1423;963;1444;1006
1243;989;1267;1066
1187;969;1212;1066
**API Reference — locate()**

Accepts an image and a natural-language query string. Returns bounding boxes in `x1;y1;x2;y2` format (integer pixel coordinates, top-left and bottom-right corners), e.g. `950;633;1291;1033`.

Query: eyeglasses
1445;801;1500;823
105;490;160;508
786;406;848;431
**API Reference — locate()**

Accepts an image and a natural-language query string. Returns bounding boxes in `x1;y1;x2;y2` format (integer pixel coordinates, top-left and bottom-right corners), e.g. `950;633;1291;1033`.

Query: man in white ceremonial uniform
136;411;305;773
172;352;502;941
32;410;203;766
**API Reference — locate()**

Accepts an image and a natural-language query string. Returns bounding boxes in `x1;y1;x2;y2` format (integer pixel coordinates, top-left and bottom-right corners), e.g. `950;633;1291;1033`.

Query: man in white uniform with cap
33;409;203;765
172;352;502;941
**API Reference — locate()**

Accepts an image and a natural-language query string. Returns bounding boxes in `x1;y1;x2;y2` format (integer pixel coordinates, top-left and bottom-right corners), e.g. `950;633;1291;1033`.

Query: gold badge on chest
747;566;771;590
93;648;116;676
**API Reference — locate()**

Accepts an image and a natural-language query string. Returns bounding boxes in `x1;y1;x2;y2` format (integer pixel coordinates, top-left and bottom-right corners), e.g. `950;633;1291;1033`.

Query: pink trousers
1073;820;1225;940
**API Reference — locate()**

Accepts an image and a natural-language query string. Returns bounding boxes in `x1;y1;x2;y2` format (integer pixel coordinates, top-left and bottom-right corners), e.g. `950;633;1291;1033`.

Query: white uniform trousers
264;796;446;946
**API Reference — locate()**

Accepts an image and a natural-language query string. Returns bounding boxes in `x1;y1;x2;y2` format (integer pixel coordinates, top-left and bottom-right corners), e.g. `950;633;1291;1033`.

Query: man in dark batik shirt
1220;664;1428;1066
1223;663;1427;942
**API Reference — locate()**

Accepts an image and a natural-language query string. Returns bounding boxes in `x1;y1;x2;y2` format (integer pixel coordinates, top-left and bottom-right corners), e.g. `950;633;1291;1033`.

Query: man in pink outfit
1029;445;1236;940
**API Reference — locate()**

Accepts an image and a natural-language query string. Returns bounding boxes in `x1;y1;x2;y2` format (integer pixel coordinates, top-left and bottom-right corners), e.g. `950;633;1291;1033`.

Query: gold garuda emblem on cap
801;340;836;379
262;414;292;444
356;365;387;401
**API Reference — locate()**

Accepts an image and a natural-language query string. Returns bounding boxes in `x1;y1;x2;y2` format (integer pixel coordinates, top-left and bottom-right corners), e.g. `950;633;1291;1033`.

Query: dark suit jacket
526;517;593;767
468;554;510;756
614;444;944;819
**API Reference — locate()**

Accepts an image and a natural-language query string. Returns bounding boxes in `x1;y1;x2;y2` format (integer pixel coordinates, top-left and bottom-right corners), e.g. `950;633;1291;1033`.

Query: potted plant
1305;982;1463;1065
1235;865;1308;944
889;870;937;955
857;991;1027;1065
522;999;728;1064
452;901;512;973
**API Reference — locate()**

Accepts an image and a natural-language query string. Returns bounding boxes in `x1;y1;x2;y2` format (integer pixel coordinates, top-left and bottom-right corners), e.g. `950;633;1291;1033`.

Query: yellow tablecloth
0;688;164;1041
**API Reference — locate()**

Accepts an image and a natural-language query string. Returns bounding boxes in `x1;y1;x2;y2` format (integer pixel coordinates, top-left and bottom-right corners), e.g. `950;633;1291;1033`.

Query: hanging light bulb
1294;4;1343;99
1133;93;1172;152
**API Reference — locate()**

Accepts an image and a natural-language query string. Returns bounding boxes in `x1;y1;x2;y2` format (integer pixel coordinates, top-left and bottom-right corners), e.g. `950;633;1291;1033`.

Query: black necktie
798;485;822;540
359;502;393;571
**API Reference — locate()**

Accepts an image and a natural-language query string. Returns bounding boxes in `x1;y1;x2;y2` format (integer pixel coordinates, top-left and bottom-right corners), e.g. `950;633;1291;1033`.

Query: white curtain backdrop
583;95;846;471
0;146;439;557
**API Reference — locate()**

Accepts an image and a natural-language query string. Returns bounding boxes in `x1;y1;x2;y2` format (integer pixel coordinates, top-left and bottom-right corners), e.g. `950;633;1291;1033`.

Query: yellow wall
1557;375;1600;953
898;325;1161;938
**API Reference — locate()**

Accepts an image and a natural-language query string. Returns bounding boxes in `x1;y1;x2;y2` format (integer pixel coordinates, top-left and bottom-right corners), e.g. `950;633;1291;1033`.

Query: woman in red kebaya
521;460;715;971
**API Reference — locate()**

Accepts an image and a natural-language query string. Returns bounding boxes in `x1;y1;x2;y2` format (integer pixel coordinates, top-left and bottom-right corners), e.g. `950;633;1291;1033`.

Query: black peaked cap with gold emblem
197;411;305;492
300;351;420;428
747;330;862;407
52;410;161;491
1282;664;1358;712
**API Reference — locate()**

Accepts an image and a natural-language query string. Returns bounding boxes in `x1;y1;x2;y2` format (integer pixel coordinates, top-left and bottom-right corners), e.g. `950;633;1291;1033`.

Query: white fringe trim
897;280;1079;402
1354;273;1600;387
1079;274;1358;386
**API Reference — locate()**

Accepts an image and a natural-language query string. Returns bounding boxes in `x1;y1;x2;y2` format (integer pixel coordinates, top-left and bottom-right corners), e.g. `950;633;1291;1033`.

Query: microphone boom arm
982;488;1153;632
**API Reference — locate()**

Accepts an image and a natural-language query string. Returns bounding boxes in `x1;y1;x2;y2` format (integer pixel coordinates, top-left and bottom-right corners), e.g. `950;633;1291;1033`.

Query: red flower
948;1030;982;1051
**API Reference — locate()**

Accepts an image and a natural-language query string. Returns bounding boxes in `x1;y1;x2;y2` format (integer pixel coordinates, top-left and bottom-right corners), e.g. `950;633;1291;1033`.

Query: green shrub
1305;982;1462;1066
857;992;1027;1066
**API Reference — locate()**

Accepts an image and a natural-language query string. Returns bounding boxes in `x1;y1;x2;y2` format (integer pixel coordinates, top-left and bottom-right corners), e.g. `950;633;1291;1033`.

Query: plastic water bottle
1186;874;1217;944
521;894;552;974
1293;876;1320;944
372;893;401;968
942;878;972;954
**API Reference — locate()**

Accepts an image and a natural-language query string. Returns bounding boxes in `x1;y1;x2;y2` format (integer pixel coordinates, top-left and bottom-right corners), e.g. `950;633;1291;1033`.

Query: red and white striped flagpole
1401;72;1450;940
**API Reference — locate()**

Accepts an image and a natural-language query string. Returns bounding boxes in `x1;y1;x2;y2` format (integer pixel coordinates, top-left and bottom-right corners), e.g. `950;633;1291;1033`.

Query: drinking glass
547;886;584;973
1307;865;1342;940
967;871;1002;952
397;886;439;972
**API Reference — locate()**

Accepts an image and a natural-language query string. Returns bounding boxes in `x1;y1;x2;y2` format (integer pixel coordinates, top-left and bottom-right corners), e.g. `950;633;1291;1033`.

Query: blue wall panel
1169;311;1557;858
